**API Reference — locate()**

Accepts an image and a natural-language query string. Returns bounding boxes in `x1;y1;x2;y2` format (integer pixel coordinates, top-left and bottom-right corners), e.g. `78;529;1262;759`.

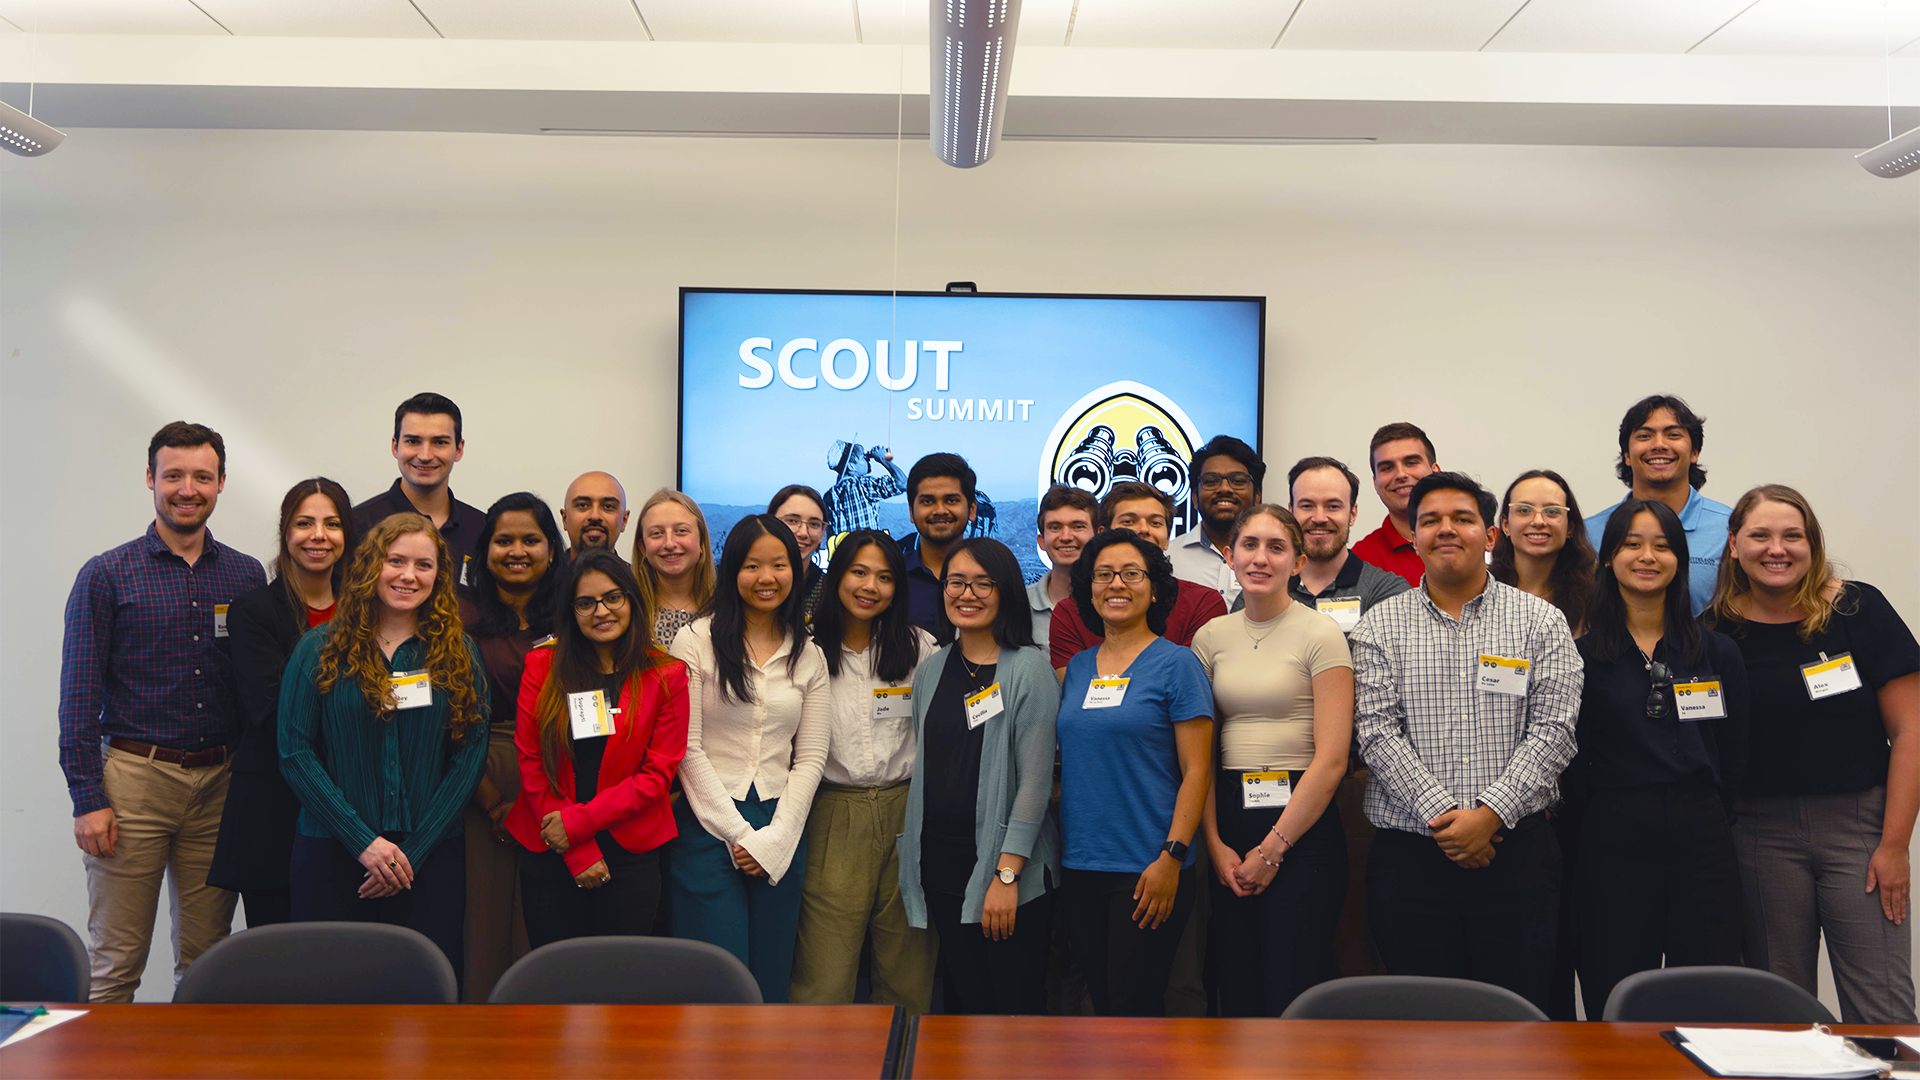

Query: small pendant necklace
1245;614;1281;650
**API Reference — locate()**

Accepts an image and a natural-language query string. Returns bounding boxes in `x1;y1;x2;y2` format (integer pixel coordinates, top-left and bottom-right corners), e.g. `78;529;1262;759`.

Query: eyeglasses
778;514;825;534
1645;661;1674;719
1510;503;1569;521
1091;568;1149;585
943;577;997;597
572;590;630;615
1198;472;1255;492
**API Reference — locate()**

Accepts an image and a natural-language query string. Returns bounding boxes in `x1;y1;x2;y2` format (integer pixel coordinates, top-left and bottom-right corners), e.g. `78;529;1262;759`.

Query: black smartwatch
1162;840;1189;862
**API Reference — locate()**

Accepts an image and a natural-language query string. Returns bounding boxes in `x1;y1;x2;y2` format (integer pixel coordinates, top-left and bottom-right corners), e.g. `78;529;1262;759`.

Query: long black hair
1071;528;1178;638
1587;498;1703;667
1489;469;1597;635
531;548;660;787
933;536;1035;650
464;492;566;639
811;530;919;683
709;514;808;703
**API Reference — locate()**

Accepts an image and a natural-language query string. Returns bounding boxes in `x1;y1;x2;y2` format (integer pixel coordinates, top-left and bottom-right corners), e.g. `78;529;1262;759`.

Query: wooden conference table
0;1003;905;1079
903;1015;1920;1079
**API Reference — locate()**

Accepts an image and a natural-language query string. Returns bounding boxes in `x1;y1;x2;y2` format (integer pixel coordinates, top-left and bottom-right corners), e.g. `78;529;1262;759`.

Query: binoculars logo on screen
1047;382;1202;537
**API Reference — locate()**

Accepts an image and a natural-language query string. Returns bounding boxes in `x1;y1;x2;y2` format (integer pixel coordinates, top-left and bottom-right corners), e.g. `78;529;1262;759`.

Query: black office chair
1281;976;1550;1021
172;922;458;1004
488;936;763;1004
1602;966;1836;1023
1;913;91;1003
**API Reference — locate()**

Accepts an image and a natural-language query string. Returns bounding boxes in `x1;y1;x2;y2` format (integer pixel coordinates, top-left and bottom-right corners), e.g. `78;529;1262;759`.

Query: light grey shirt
1026;575;1062;651
1168;528;1239;608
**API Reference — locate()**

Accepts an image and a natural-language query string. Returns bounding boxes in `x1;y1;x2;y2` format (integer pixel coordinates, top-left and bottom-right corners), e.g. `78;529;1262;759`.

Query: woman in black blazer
207;479;355;925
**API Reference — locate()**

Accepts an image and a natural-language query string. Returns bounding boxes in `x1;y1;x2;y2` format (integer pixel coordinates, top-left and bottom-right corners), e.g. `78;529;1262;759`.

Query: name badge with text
873;686;913;722
390;669;432;710
1317;597;1362;634
214;603;230;639
1802;654;1864;701
1241;770;1292;809
1673;680;1727;721
1083;677;1130;709
965;683;1004;730
1477;655;1530;697
568;690;616;739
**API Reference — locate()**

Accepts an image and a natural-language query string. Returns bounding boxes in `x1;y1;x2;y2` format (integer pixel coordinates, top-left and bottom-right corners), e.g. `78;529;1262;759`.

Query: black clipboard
1661;1029;1893;1079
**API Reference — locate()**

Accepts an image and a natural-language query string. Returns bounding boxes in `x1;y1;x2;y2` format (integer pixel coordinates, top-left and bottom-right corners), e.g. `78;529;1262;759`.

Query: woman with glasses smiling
898;537;1062;1015
506;548;689;947
1569;499;1748;1021
768;484;829;617
1491;470;1596;638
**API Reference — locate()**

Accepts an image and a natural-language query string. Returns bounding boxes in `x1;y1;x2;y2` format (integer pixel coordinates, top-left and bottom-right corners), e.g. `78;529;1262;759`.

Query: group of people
59;392;1915;1027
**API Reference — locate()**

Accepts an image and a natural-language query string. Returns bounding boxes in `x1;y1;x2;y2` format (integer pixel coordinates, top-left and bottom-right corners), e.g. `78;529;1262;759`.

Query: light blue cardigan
897;642;1062;928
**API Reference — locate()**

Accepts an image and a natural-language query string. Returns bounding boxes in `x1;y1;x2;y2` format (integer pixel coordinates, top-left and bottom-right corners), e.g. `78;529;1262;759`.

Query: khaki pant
789;781;936;1014
84;745;238;1003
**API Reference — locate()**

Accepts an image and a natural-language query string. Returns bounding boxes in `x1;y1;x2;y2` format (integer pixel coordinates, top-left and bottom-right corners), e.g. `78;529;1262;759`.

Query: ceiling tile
1485;0;1755;54
1693;0;1920;56
0;0;226;34
1276;0;1528;51
858;0;1074;47
196;0;435;38
417;0;649;40
1067;0;1293;48
639;0;853;43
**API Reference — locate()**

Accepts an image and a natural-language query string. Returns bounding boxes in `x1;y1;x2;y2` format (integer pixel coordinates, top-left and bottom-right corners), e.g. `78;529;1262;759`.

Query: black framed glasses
1198;471;1255;492
1645;661;1674;719
572;590;630;615
943;577;997;597
1091;568;1149;585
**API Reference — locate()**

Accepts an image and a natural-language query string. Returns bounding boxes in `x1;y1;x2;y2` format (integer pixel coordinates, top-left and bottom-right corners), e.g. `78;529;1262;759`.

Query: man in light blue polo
1586;394;1732;615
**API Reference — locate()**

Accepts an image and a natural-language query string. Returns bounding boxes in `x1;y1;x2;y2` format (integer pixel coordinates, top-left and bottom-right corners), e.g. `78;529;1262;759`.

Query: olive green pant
788;781;936;1014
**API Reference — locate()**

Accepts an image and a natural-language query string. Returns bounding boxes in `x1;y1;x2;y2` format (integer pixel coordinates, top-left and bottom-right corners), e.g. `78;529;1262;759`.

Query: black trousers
240;889;292;928
1209;780;1347;1017
1578;783;1742;1021
923;885;1055;1015
1061;863;1198;1017
519;844;662;950
290;832;466;986
1547;805;1583;1020
1367;813;1560;1013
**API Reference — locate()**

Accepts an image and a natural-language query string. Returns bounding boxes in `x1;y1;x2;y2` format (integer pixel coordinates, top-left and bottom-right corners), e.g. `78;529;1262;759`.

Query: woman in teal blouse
280;514;489;978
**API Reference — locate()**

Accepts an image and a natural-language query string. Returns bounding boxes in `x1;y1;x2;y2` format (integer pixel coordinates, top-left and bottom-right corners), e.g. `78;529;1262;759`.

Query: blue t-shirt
1057;636;1214;873
1586;487;1732;617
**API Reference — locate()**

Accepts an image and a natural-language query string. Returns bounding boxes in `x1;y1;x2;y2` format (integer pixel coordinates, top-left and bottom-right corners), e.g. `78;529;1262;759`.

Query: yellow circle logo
1041;381;1202;534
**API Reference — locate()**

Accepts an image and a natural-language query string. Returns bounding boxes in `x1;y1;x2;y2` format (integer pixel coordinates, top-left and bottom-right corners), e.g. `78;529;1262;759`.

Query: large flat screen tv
679;287;1265;582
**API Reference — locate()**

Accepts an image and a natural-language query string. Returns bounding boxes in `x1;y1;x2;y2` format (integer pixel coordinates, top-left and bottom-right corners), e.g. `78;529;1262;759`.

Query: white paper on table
1673;1026;1887;1079
0;1009;87;1048
1899;1037;1920;1056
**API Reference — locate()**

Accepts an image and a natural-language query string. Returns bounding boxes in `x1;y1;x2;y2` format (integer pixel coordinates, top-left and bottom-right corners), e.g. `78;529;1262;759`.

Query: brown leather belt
106;737;232;768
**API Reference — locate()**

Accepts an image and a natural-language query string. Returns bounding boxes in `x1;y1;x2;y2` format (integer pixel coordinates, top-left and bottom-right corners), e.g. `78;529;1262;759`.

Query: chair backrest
488;936;763;1004
1280;976;1549;1021
1;913;91;1003
1602;966;1836;1023
172;922;457;1004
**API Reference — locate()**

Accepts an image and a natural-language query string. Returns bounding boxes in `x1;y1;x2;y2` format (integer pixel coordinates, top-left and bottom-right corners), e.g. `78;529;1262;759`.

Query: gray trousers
1733;787;1916;1024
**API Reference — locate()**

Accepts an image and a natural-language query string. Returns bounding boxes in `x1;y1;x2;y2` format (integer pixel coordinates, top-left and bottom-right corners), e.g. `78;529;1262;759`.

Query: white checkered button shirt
1350;576;1581;836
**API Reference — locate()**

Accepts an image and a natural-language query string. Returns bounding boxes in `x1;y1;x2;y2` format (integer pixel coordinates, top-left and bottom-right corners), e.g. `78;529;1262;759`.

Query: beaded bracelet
1254;847;1281;869
1269;826;1294;851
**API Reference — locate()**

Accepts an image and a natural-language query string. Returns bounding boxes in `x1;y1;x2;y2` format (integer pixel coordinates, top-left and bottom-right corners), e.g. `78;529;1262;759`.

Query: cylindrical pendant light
930;0;1022;169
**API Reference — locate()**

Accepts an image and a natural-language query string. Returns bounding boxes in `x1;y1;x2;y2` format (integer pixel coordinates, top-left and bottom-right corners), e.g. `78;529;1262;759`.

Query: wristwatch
995;866;1020;885
1162;840;1189;862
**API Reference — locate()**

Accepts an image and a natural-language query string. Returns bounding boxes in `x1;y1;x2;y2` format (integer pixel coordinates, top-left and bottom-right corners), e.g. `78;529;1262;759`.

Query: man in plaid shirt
59;422;266;1002
1350;471;1580;1013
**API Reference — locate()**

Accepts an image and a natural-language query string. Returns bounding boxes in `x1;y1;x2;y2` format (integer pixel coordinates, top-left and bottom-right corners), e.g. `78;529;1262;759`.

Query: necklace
959;652;993;683
1244;613;1282;650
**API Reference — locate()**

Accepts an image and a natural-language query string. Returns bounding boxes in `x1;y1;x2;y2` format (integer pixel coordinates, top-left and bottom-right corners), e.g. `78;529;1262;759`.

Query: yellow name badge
964;682;1004;730
1083;677;1130;710
1801;653;1864;701
1476;654;1530;697
872;686;913;722
568;689;616;739
1241;771;1291;810
1672;681;1727;721
389;669;432;710
214;603;230;639
1316;597;1362;634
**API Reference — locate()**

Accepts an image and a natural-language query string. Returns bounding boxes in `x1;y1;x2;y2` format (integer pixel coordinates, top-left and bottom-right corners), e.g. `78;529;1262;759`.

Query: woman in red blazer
507;548;689;947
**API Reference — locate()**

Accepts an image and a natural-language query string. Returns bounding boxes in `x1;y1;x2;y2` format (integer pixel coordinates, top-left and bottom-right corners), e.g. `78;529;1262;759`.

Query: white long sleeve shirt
821;626;936;788
669;617;831;885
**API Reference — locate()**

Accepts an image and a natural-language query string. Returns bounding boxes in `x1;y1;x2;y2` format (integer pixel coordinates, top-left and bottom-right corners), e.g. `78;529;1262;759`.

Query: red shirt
1048;578;1229;669
305;602;336;629
1352;514;1425;588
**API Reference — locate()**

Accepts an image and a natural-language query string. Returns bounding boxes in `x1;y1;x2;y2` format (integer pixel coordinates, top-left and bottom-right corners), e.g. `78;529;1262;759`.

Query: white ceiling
1;0;1916;54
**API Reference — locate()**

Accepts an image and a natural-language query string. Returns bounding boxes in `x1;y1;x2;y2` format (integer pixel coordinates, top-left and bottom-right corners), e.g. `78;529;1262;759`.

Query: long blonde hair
631;488;716;617
317;514;482;742
1706;484;1850;641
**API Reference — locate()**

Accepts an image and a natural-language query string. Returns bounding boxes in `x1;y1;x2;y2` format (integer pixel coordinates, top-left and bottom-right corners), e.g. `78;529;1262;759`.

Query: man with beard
1026;485;1097;650
60;422;267;1001
560;471;630;556
1168;435;1263;608
1582;394;1730;616
1352;422;1439;588
899;452;978;631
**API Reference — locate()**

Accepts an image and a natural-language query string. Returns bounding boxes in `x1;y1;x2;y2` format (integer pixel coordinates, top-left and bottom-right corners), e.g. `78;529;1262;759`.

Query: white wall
2;129;1915;1003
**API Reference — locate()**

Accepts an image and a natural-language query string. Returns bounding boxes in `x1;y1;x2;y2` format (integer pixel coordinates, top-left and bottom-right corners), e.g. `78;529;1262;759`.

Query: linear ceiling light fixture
0;100;64;157
1857;125;1920;177
931;0;1022;169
